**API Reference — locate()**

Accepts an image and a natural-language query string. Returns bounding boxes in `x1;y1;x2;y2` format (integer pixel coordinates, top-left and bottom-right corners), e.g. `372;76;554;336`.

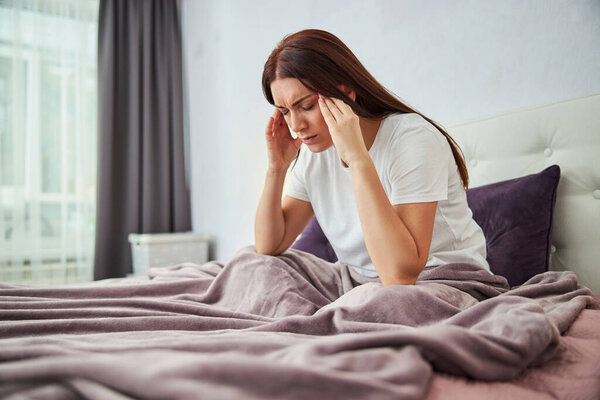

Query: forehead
271;78;314;107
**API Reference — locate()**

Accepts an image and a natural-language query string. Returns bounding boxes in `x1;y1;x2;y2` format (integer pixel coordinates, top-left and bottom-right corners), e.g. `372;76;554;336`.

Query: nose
289;112;307;133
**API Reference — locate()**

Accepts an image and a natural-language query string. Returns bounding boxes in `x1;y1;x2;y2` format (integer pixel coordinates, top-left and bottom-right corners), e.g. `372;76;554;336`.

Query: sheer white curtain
0;0;98;285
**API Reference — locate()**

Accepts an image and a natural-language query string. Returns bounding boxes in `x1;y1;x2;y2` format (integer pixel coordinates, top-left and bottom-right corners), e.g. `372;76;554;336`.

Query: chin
305;142;333;153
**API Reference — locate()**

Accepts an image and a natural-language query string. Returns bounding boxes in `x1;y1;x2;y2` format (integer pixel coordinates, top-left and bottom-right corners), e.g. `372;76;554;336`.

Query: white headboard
446;94;600;293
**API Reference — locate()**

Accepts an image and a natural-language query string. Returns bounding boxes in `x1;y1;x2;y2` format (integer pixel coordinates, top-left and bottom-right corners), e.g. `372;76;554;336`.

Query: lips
300;135;317;144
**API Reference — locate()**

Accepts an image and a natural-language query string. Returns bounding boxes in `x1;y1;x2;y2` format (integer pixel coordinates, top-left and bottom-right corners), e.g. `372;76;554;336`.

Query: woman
255;29;489;287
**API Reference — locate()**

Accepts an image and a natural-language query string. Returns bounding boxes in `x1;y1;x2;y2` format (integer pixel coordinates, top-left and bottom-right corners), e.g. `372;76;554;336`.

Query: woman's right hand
265;108;302;172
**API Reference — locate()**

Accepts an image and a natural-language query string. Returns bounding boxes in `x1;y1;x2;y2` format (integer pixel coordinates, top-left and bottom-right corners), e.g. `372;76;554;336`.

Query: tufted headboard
446;93;600;293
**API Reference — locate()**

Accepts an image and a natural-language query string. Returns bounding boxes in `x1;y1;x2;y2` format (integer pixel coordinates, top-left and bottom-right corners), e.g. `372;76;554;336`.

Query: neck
359;117;383;151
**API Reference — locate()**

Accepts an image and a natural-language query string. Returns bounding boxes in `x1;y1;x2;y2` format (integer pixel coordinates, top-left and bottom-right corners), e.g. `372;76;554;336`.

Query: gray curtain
94;0;191;279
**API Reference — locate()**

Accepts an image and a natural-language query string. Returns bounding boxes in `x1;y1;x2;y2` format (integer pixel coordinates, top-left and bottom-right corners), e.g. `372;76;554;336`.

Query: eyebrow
274;94;314;109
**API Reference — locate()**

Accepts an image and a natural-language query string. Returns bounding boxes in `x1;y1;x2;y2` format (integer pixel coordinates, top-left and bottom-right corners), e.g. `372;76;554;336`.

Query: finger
269;110;278;131
274;109;282;125
271;109;283;130
265;116;274;136
272;108;281;121
272;110;294;139
329;98;356;119
331;97;353;114
318;96;337;126
323;97;343;120
293;136;302;150
277;112;288;131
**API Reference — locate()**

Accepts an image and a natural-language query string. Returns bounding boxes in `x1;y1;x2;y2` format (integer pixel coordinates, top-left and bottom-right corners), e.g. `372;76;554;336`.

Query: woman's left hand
318;95;368;167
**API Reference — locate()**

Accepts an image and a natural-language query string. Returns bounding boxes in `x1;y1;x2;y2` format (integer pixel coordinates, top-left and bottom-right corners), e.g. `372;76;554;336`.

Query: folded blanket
0;246;595;400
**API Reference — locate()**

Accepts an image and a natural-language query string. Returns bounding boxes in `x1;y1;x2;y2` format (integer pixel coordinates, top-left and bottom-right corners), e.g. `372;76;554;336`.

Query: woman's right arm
254;109;314;255
254;177;314;255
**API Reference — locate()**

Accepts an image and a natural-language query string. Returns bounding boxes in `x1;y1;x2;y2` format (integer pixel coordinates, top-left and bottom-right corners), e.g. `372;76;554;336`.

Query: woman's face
270;78;333;152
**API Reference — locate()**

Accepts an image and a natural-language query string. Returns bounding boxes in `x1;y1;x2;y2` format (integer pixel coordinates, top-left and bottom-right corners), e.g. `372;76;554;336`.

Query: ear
338;85;356;102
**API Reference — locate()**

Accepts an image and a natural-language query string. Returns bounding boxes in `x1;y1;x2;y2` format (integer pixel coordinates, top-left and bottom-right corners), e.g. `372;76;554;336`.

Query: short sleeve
286;148;310;202
388;121;450;205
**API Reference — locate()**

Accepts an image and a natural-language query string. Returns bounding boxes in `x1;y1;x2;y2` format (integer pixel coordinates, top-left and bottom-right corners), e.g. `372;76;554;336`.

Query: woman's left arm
318;95;436;286
350;156;436;285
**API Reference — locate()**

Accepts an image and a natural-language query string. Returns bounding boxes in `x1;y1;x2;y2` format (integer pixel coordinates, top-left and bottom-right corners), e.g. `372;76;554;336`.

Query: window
0;0;98;285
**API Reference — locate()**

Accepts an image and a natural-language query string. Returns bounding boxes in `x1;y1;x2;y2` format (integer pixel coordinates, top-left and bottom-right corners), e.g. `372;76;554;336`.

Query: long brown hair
262;29;469;189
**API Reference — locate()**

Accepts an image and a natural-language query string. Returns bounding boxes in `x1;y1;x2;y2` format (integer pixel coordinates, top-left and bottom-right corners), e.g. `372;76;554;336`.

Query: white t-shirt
286;112;490;277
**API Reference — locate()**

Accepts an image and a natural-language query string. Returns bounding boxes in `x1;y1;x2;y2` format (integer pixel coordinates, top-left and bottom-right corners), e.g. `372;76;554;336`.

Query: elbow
381;275;418;287
254;241;272;255
254;242;284;256
379;259;426;286
254;230;287;256
254;247;268;256
254;245;275;256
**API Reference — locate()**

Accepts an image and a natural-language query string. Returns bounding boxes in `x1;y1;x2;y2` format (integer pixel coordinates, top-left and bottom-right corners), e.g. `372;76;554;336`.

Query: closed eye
281;104;314;117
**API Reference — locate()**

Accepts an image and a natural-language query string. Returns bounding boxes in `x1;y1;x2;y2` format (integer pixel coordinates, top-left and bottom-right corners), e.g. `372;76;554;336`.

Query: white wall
181;0;600;262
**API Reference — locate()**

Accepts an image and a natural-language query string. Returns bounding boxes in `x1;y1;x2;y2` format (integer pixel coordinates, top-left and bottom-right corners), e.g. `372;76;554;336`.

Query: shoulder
381;113;449;154
383;113;442;137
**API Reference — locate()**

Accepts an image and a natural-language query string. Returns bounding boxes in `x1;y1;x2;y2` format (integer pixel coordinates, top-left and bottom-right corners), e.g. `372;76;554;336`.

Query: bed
1;94;599;399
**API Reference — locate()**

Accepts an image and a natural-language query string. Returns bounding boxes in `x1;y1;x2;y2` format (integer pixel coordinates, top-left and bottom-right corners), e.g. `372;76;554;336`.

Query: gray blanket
0;246;595;400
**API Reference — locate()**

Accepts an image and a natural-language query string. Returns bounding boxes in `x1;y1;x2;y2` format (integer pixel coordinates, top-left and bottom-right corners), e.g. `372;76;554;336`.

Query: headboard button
544;148;553;157
593;190;600;199
551;245;557;254
469;159;478;167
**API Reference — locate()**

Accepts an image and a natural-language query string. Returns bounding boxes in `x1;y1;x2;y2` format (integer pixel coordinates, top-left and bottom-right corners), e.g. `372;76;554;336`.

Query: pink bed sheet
425;295;600;400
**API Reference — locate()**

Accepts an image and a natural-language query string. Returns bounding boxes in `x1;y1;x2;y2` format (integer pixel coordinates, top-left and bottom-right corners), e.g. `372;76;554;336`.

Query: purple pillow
291;217;338;263
292;165;560;287
466;165;560;287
